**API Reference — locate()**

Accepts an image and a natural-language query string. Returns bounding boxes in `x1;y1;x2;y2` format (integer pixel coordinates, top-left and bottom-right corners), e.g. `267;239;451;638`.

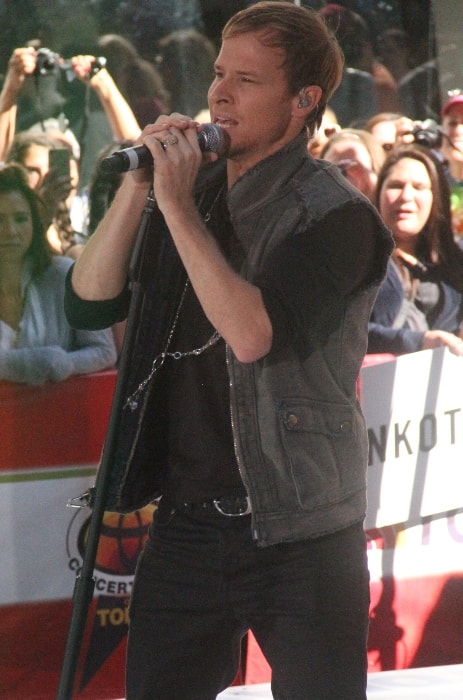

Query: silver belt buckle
213;496;252;517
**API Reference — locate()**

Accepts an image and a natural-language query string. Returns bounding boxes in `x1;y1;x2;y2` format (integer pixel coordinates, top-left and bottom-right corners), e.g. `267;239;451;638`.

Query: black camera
34;48;61;76
410;119;443;149
33;49;106;82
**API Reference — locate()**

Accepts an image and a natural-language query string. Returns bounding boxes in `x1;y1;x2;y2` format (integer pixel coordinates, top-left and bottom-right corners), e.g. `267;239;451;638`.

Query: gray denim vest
225;133;391;545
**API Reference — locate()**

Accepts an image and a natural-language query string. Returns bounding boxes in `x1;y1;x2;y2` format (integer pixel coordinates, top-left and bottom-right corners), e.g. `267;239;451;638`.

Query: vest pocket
278;397;363;509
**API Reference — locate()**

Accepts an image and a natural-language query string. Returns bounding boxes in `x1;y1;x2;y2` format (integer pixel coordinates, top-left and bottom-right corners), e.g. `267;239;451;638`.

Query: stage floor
217;665;463;699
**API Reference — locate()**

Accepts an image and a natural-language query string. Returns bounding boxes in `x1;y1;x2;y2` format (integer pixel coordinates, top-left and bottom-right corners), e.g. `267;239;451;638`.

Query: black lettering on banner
419;414;437;452
395;420;412;458
368;425;387;465
367;407;462;465
445;408;461;444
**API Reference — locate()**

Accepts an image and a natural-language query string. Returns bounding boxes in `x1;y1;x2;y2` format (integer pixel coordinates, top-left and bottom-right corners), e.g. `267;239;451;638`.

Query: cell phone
48;148;71;178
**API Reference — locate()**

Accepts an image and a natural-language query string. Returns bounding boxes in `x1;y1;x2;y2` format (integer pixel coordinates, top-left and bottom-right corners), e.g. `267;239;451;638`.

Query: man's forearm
72;178;150;300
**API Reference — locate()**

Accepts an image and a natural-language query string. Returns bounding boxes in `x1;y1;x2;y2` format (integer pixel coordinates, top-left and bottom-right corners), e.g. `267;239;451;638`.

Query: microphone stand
56;190;157;700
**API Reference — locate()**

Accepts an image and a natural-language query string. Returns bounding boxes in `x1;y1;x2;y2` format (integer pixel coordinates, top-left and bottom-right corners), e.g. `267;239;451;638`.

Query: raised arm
0;48;37;161
70;55;141;141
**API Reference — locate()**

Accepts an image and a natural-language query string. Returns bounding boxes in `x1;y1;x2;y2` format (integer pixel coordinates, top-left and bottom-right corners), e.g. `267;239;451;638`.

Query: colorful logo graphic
66;503;156;691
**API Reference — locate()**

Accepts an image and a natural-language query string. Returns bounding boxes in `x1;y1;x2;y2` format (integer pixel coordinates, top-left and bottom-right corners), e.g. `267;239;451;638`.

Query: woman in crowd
7;131;83;258
368;143;463;356
320;127;386;201
0;163;116;384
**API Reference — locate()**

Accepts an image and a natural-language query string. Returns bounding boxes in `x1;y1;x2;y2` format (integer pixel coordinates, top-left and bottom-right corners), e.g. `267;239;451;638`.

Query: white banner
0;467;95;604
362;347;463;529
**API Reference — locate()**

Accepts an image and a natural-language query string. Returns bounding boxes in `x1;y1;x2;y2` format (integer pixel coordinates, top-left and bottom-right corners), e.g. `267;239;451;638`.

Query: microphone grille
200;124;230;156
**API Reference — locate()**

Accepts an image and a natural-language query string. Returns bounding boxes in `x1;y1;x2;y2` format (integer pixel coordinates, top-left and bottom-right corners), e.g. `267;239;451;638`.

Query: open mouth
214;117;237;129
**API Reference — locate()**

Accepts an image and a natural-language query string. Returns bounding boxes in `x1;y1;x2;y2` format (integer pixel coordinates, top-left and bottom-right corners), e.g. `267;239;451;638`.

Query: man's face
208;32;304;177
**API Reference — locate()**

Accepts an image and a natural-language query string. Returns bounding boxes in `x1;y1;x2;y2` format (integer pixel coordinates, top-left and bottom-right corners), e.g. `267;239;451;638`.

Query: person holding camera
0;45;142;167
1;45;143;251
0;44;71;145
368;143;463;357
364;111;415;153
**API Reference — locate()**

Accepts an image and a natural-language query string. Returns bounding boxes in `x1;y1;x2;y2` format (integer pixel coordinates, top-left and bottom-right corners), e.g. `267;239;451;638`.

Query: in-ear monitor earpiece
298;91;311;108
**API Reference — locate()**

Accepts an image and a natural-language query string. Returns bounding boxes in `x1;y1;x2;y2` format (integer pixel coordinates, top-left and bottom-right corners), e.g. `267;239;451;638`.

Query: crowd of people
1;2;461;389
0;44;145;382
317;94;463;358
0;25;221;382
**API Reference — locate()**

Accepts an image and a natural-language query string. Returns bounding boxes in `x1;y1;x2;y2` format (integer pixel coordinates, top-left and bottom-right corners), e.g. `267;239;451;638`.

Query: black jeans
126;504;370;700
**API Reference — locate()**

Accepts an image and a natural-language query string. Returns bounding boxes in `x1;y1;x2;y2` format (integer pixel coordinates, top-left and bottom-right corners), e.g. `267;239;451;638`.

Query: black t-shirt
160;189;247;504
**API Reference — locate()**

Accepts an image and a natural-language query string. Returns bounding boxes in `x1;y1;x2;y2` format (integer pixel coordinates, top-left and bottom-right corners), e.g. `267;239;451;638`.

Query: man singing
65;3;392;698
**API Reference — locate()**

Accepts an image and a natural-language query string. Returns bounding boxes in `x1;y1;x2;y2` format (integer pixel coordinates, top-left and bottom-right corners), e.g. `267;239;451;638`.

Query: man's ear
295;85;322;111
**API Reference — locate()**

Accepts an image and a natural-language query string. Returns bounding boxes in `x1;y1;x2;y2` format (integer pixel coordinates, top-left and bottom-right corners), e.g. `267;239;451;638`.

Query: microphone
100;124;229;173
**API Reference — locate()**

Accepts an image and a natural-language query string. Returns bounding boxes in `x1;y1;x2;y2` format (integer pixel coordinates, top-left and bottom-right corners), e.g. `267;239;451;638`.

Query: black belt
170;495;252;518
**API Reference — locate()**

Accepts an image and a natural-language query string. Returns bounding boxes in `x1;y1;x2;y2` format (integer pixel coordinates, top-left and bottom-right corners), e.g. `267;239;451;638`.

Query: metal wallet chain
124;279;221;412
124;185;225;412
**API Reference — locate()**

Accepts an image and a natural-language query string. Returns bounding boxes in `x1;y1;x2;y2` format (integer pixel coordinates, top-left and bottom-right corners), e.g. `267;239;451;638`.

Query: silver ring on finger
162;133;179;147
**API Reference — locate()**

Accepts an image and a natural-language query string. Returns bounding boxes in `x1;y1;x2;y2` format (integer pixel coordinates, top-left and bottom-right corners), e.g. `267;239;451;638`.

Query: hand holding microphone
101;123;229;173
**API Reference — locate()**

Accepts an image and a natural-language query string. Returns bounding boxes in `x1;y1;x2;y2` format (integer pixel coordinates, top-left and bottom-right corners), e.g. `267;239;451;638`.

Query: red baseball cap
441;92;463;118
